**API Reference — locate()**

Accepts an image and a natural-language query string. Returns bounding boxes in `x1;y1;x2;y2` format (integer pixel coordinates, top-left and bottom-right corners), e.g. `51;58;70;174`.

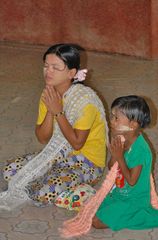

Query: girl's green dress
96;134;158;231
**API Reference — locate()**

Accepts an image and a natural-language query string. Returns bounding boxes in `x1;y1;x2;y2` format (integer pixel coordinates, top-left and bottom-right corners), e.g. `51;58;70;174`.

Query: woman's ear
68;68;77;80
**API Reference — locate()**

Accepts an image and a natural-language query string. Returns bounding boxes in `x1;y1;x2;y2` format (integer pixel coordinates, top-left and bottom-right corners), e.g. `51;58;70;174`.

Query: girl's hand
42;85;63;115
109;135;125;162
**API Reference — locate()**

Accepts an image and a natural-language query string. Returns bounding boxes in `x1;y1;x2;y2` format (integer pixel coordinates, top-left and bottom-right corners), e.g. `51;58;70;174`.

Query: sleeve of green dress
127;136;151;169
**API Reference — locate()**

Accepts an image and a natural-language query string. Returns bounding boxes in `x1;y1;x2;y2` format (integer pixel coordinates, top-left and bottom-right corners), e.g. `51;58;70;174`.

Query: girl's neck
124;130;140;151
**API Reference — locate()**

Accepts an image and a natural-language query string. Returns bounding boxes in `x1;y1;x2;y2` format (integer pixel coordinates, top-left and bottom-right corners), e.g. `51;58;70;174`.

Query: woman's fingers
41;86;63;115
46;85;60;101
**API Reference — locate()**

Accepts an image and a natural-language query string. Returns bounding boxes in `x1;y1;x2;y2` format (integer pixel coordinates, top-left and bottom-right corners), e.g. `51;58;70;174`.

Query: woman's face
43;54;72;87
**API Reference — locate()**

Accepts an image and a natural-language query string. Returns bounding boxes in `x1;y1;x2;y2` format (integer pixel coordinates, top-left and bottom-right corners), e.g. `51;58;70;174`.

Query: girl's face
43;54;74;87
110;107;133;134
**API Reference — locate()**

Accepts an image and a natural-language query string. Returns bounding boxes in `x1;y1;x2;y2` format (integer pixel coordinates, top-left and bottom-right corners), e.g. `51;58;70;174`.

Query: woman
1;43;108;210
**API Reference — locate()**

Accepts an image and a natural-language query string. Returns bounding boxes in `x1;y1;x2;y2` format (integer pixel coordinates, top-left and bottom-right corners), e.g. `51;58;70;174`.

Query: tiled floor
0;41;158;240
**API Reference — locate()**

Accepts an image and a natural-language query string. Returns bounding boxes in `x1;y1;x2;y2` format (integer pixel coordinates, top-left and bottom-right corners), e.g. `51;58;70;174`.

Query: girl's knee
92;215;100;228
92;215;107;229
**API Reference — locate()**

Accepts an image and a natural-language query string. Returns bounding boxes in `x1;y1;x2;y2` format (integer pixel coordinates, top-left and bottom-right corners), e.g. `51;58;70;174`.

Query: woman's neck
54;82;73;97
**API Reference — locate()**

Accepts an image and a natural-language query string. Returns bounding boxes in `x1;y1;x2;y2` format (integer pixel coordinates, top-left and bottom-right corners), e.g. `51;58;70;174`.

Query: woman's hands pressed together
35;85;63;144
42;85;63;116
38;85;90;150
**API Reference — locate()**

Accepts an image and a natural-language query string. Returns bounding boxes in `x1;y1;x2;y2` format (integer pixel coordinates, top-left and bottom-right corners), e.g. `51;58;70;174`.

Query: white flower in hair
73;69;88;83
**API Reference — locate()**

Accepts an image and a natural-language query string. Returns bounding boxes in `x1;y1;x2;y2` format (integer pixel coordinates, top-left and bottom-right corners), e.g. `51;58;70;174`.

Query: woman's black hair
43;43;81;70
111;95;151;128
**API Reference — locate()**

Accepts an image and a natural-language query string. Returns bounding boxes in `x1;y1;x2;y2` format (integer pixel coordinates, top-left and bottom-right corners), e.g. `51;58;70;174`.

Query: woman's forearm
55;114;89;150
35;112;54;144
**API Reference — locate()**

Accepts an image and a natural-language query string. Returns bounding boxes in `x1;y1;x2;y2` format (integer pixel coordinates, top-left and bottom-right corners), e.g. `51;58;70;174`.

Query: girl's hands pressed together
109;134;142;186
42;85;63;115
109;135;125;162
108;135;125;170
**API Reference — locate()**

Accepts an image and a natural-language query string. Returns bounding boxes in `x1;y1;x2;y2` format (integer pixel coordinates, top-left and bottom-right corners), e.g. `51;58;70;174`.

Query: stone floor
0;41;158;240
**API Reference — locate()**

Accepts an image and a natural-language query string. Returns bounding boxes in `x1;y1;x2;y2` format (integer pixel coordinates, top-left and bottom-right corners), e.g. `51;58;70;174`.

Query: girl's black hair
111;95;151;128
43;43;81;70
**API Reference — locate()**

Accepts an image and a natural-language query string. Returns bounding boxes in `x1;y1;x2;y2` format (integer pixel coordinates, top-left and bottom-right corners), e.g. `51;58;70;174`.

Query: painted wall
151;0;158;58
0;0;158;59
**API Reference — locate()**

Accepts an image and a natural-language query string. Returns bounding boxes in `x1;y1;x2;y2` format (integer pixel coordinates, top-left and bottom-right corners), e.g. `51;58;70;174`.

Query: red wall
151;0;158;58
0;0;157;59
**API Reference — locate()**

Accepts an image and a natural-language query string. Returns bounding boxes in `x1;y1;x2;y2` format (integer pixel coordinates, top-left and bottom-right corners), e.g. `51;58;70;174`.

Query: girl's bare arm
110;136;142;186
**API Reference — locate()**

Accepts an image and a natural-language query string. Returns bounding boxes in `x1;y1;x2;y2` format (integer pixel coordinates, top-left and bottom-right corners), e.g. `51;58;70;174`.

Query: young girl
61;95;158;238
0;43;108;210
